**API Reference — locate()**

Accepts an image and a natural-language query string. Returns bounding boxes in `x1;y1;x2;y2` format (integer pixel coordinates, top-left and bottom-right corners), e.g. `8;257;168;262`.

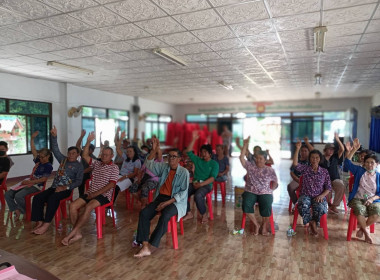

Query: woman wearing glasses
5;131;53;220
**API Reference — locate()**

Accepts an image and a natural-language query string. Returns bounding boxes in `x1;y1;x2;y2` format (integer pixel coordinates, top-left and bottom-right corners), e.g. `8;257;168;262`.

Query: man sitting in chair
62;132;119;245
134;137;189;258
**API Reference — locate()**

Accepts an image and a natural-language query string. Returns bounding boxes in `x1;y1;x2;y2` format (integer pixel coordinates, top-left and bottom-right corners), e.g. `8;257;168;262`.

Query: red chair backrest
296;176;303;198
349;172;354;192
0;173;8;190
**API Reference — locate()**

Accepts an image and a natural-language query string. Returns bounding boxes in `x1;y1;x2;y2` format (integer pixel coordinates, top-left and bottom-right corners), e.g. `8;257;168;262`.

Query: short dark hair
103;147;114;155
0;141;8;149
309;149;323;162
364;154;379;164
256;150;267;158
200;144;212;156
39;148;53;164
68;146;80;154
359;149;373;156
89;144;95;151
168;148;181;157
126;145;139;162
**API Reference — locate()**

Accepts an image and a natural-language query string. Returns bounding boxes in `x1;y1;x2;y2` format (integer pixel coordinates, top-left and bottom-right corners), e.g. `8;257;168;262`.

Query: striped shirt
89;159;119;201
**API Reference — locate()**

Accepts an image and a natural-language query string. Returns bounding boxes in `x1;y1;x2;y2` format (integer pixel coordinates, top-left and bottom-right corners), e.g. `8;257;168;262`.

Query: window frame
144;113;172;142
81;106;130;147
0;98;52;156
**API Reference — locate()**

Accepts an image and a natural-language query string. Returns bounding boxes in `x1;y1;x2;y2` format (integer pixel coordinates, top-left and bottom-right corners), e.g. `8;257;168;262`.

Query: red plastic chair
213;181;226;205
54;190;73;230
241;208;275;235
346;208;375;241
25;181;47;221
128;189;155;211
167;215;184;250
0;174;8;207
206;191;213;220
292;177;329;240
95;187;116;239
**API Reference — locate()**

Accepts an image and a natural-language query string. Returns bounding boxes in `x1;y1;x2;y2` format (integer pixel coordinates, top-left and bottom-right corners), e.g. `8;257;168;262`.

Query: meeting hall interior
1;0;380;279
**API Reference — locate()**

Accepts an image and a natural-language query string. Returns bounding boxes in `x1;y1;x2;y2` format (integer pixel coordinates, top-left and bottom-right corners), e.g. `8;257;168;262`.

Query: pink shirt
244;160;277;195
356;172;377;199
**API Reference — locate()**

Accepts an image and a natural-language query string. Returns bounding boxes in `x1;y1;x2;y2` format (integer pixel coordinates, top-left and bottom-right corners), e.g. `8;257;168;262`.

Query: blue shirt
145;158;189;221
32;158;53;188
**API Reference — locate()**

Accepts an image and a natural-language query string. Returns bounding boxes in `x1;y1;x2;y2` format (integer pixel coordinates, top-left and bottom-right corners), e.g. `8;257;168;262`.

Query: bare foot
182;212;194;221
252;222;260;235
309;221;318;236
33;223;50;235
68;233;82;244
201;214;208;224
61;236;70;246
363;229;373;244
31;222;43;233
134;245;151;258
356;229;364;238
328;206;339;214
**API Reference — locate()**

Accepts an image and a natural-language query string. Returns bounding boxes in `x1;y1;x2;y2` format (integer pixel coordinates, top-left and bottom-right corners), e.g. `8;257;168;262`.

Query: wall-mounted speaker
132;105;140;114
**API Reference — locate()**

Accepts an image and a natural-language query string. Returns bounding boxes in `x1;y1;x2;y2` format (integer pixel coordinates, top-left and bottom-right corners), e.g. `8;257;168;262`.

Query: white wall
372;92;380;107
0;73;176;178
174;97;372;146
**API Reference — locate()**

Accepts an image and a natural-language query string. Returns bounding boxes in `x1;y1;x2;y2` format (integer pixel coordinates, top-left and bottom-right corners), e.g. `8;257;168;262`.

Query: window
145;113;172;142
81;107;129;147
0;98;51;155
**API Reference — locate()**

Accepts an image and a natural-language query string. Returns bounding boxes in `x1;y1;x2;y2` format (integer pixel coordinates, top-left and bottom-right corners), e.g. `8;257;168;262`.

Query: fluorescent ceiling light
47;61;94;75
152;48;187;66
218;81;233;90
314;26;327;52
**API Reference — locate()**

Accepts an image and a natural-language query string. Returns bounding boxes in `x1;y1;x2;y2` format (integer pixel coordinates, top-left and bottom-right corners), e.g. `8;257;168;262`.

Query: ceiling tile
102;23;150;40
0;26;35;45
278;29;312;43
0;0;61;20
0;9;28;26
191;26;235;42
175;43;212;54
36;14;93;33
231;20;274;37
37;0;98;13
152;0;211;15
135;17;186;36
187;52;222;61
100;41;140;52
69;6;128;28
45;35;90;48
9;21;63;39
324;4;377;25
240;33;279;47
73;45;112;56
366;19;380;33
105;0;166;22
71;29;114;44
324;21;367;37
356;42;380;52
374;5;380;19
157;32;200;46
173;9;224;30
20;39;64;52
1;43;41;55
273;12;320;31
121;50;158;60
128;37;168;49
361;32;380;44
209;0;248;7
10;56;44;64
266;0;320;17
216;1;269;24
29;52;66;61
206;38;242;51
324;0;377;10
48;49;88;59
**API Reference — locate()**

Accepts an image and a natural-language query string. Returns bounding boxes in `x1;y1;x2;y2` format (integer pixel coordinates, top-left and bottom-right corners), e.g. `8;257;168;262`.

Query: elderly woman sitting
240;137;278;235
345;138;380;244
292;140;331;236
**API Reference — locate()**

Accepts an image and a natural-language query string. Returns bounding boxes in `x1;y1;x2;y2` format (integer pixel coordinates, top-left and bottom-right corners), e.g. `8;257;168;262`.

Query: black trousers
31;188;71;223
78;172;91;197
136;194;178;248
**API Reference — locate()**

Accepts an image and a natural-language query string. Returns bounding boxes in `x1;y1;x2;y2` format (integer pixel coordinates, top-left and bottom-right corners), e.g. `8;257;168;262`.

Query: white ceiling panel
70;6;128;28
0;9;28;26
37;0;98;13
0;0;60;20
324;4;377;25
105;0;166;21
216;1;269;24
173;9;224;30
152;0;211;15
135;17;186;36
157;32;200;46
36;14;93;33
231;20;274;36
10;21;63;39
266;0;320;18
273;12;320;31
191;25;235;42
324;0;377;10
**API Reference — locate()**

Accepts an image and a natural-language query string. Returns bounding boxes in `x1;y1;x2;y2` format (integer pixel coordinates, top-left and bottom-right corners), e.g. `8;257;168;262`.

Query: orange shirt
159;169;176;196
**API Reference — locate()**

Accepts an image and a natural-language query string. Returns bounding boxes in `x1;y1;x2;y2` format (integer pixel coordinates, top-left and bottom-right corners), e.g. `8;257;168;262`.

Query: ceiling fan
67;106;83;118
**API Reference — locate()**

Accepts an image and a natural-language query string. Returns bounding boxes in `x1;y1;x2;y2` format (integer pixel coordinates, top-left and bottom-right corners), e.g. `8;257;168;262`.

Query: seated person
62;132;119;245
235;137;274;165
31;126;83;235
212;144;230;182
345;138;380;244
5;131;53;220
239;136;278;235
292;140;331;236
305;134;345;214
287;143;309;208
0;141;11;185
114;131;141;202
183;131;219;223
75;129;97;197
134;138;189;258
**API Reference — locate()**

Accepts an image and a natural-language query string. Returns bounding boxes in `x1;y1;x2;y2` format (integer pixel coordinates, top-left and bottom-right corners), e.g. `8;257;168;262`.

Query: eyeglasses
168;155;179;159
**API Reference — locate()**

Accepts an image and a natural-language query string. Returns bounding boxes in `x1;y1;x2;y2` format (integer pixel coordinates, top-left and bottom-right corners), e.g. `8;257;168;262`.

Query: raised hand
345;141;352;152
295;140;302;149
87;131;95;143
31;131;39;139
334;132;340;140
116;126;121;133
81;129;86;137
192;130;199;140
50;125;57;137
243;136;250;146
303;136;309;143
152;137;159;152
120;131;126;140
352;138;360;150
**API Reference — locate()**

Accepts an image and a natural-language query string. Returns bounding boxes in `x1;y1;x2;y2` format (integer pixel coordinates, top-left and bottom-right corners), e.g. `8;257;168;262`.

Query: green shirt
187;151;219;187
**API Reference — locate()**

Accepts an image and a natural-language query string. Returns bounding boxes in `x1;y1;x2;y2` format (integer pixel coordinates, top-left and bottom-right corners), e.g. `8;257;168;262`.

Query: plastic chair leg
213;182;217;201
288;200;293;213
292;204;299;231
206;192;213;220
241;213;247;229
220;182;226;205
96;207;103;239
347;209;356;241
370;223;375;233
25;196;32;221
320;214;328;240
342;194;347;212
170;216;178;250
179;218;184;235
270;210;275;235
